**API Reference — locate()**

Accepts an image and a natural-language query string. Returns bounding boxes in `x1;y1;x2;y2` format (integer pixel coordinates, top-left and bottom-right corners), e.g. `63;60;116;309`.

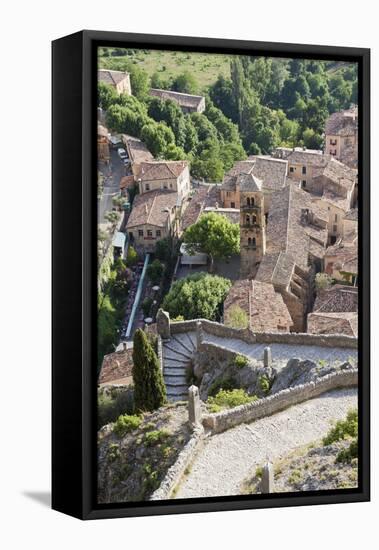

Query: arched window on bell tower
246;214;250;225
252;237;256;248
247;197;251;206
251;196;255;206
252;214;257;224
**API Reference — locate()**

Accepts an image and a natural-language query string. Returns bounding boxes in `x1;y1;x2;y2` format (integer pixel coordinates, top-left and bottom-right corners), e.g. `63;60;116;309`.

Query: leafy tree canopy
162;272;232;321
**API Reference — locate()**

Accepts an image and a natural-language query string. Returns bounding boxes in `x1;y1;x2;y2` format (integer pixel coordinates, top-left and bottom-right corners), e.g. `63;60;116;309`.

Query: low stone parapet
202;369;358;434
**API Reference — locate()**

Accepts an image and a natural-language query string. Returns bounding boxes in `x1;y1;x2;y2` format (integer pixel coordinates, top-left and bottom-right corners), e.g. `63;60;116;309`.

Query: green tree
146;259;164;284
162;272;231;320
126;245;138;266
132;329;166;412
172;71;198;94
98;82;118;110
183;212;240;271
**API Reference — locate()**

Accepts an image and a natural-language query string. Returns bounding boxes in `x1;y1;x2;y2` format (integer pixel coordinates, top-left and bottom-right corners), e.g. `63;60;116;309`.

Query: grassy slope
99;48;231;90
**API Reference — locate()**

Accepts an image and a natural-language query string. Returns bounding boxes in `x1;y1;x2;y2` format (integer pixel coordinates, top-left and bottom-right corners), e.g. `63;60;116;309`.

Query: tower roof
238;172;263;192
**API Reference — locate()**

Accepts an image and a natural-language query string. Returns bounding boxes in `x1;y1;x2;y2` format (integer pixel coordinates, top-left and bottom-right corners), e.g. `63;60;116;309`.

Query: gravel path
175;388;357;499
203;333;357;370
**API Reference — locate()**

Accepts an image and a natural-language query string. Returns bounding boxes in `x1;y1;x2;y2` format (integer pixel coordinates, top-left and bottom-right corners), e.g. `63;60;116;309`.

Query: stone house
307;285;358;337
220;157;287;214
98;69;132;95
149;88;205;113
312;159;357;244
122;134;154;178
343;208;358;242
272;147;327;191
126;190;180;253
324;106;358;168
324;239;358;285
255;182;329;332
224;279;293;333
97;124;110;162
136;160;190;199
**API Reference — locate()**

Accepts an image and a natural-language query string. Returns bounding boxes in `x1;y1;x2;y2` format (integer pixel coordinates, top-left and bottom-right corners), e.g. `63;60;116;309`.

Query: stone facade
240;188;266;278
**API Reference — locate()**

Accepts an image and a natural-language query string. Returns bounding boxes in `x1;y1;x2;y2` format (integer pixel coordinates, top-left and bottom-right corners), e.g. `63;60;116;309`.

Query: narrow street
98;148;126;223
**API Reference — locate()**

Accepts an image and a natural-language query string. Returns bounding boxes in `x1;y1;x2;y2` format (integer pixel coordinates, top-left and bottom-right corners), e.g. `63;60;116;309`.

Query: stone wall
168;316;357;350
149;425;204;500
202;369;358;434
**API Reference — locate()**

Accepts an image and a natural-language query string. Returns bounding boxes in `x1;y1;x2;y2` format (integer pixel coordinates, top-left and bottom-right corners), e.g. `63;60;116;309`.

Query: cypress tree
132;329;167;412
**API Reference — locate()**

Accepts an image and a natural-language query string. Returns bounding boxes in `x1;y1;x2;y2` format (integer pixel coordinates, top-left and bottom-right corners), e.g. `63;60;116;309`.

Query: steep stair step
164;366;187;376
171;335;195;355
163;348;189;362
163;358;190;369
163;342;191;360
164;375;187;385
185;332;196;350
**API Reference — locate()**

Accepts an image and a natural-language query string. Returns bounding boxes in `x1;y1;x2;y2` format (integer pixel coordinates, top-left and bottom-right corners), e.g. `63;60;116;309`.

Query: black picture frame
52;30;370;520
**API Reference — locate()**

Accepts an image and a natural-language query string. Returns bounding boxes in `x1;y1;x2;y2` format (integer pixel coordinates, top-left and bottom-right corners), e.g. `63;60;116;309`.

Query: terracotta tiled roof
139;161;188;182
122;135;154;165
307;311;358;337
272;147;328;167
181;185;222;231
325;240;358;275
224;279;293;332
150;88;205;109
98;69;129;86
313;158;357;190
99;347;133;385
221;157;287;193
313;285;358;313
126;190;178;229
325;106;358;136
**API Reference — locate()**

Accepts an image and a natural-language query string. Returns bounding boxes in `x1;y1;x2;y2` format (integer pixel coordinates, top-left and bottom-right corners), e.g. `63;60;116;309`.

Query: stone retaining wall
149;426;204;500
168;316;357;349
202;369;358;434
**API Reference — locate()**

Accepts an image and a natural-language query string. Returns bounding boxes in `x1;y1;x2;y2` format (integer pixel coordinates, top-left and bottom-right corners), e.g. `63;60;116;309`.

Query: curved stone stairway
162;332;196;401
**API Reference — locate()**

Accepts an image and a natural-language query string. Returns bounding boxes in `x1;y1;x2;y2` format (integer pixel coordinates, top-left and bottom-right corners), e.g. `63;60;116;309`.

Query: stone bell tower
239;174;266;278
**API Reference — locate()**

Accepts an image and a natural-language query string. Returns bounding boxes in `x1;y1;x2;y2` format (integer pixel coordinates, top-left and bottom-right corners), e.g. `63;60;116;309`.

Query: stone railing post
156;308;170;340
196;321;203;350
263;346;272;369
188;385;202;428
260;462;274;493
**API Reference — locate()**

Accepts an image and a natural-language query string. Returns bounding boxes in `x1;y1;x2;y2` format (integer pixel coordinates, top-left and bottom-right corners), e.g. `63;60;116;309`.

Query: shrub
258;374;271;394
141;297;153;317
208;376;238;397
323;409;358;446
208;388;257;410
108;443;120;462
113;414;142;437
234;354;248;369
225;305;249;329
97;387;134;429
315;272;332;290
144;429;171;447
336;439;358;463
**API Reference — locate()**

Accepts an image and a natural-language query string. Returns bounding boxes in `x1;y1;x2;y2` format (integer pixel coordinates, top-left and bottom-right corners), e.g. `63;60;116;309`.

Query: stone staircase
162;332;196;401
